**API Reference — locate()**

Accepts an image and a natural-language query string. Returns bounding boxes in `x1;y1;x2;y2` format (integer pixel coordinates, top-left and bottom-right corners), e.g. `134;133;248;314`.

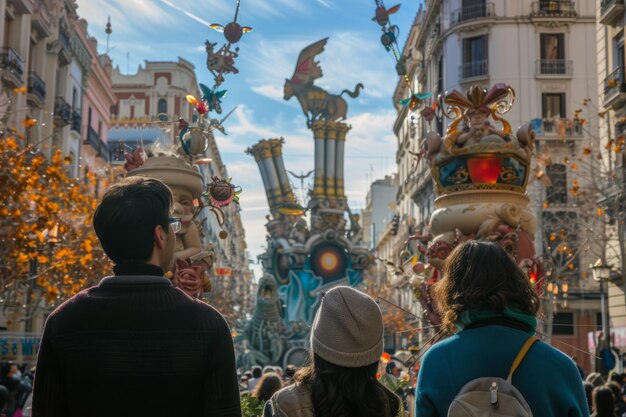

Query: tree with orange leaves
0;133;113;328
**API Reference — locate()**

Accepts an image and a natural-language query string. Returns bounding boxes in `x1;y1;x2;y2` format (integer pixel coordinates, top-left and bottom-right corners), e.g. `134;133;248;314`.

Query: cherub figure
456;107;508;147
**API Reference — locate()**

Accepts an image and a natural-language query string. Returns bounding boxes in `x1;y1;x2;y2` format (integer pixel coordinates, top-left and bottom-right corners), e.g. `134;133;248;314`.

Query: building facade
597;0;626;351
390;0;601;370
75;18;115;174
361;174;398;250
108;58;200;160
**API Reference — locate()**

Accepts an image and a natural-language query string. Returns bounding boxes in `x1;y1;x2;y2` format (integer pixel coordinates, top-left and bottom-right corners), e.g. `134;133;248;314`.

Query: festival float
240;38;370;368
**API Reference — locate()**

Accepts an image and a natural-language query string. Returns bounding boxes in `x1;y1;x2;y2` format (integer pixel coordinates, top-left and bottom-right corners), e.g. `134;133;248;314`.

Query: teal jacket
415;325;589;417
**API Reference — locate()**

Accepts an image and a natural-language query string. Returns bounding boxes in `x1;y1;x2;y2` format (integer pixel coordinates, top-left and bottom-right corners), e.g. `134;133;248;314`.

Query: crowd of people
237;360;415;416
18;177;594;416
583;372;626;417
0;362;33;417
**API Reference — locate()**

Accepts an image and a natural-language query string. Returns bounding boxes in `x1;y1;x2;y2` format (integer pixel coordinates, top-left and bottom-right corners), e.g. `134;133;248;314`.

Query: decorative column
246;141;280;215
324;121;337;199
335;123;350;201
311;120;326;198
269;138;297;206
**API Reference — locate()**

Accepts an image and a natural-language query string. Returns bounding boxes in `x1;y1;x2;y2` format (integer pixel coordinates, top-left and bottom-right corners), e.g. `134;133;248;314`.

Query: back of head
284;365;297;379
251;366;262;379
297;286;396;417
593;386;615;417
252;372;283;402
586;372;605;387
93;176;173;264
606;381;623;402
609;371;622;385
310;286;383;368
433;240;540;332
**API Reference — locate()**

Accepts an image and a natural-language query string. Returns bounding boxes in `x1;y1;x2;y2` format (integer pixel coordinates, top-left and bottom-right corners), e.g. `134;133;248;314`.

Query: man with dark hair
32;177;241;417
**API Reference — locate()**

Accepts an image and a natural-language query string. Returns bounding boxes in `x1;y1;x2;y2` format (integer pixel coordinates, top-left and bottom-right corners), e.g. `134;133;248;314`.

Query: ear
154;225;167;250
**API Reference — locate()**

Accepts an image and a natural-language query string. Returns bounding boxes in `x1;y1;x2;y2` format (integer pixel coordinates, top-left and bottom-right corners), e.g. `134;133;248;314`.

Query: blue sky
75;0;422;274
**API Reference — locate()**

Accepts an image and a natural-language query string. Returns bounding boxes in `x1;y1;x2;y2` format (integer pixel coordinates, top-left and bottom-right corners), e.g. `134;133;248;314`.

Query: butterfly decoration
210;0;252;45
199;83;227;114
399;92;432;111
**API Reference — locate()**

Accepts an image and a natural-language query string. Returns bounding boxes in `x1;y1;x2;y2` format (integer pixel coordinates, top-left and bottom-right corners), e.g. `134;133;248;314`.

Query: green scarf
456;307;537;333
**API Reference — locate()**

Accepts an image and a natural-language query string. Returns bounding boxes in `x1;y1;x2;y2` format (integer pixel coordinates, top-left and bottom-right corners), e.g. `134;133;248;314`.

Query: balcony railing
604;66;626;104
600;0;625;25
86;126;110;162
530;1;577;16
53;96;71;127
459;59;488;80
450;2;495;26
534;118;583;138
535;59;573;76
27;72;46;105
70;109;81;133
0;48;24;86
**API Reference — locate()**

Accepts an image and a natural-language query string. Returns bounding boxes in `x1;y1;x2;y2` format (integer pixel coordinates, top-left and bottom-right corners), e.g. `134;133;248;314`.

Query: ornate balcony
459;59;488;82
70;109;81;133
535;59;573;77
600;0;625;26
26;72;46;108
604;66;626;109
0;48;24;88
530;1;577;16
53;96;71;127
450;2;495;28
532;118;583;142
57;28;72;66
85;126;110;162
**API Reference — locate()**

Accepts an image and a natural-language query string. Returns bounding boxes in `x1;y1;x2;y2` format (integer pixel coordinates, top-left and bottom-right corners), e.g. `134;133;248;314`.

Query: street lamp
592;259;612;373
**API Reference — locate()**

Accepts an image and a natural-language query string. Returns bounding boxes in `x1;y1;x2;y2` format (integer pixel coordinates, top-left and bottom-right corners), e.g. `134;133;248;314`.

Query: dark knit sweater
32;264;241;417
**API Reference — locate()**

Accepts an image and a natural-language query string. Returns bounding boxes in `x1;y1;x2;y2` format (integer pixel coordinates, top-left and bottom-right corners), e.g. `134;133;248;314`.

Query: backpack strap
506;336;539;383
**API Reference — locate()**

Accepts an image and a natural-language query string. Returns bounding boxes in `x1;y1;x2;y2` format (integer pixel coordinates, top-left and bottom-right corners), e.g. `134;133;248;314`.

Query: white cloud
251;84;284;102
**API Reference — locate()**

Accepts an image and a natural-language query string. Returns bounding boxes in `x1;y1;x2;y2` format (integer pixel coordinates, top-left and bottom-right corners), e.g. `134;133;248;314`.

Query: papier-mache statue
125;154;213;298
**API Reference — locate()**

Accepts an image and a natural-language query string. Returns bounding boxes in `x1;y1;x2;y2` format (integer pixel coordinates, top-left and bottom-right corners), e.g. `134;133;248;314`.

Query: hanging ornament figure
380;26;399;51
372;3;400;27
210;0;253;44
205;0;251;87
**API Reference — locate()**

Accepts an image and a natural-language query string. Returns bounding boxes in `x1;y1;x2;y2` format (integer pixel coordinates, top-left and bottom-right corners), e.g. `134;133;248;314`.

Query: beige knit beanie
310;286;384;367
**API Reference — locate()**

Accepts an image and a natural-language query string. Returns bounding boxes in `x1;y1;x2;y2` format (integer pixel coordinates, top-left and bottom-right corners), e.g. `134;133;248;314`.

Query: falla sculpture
410;84;538;324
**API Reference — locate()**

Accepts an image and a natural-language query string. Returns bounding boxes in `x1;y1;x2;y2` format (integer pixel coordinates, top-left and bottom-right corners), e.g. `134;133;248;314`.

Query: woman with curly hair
264;286;402;417
415;241;588;417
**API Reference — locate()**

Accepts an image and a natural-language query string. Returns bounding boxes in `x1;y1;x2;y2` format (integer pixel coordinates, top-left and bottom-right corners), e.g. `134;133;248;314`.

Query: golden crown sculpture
427;84;534;199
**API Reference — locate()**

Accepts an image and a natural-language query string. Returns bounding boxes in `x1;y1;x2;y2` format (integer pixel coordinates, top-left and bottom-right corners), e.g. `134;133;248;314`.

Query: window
87;107;92;128
460;0;487;21
462;35;488;79
158;98;167;114
542;93;565;119
546;164;567;205
540;34;565;74
541;34;564;60
552;312;574;336
615;36;624;69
